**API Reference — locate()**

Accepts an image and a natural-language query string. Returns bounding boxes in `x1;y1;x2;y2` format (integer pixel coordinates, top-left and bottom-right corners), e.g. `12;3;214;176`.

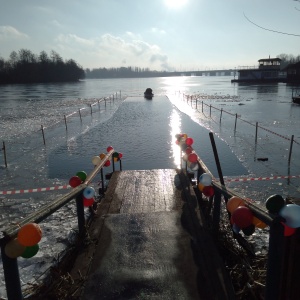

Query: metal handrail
0;149;121;300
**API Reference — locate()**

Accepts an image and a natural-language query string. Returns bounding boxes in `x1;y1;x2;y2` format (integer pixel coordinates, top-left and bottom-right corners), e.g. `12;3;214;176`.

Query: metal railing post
79;109;82;122
76;192;86;236
288;135;294;164
265;220;285;300
255;122;258;144
2;141;8;168
220;108;223;123
0;243;23;300
41;125;46;145
234;113;237;132
64;115;67;131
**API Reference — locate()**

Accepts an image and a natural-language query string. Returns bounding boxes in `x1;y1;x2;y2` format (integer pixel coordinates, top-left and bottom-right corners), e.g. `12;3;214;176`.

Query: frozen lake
0;76;300;297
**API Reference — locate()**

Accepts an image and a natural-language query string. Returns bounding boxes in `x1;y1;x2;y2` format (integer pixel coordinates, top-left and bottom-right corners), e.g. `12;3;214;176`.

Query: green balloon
21;244;39;258
266;194;285;213
76;171;87;181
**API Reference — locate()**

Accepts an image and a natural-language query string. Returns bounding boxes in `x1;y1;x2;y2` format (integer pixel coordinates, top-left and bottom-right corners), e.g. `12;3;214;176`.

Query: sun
164;0;188;8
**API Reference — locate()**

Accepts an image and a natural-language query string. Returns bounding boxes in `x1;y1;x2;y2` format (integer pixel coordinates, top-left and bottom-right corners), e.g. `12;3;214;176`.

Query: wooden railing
0;149;122;300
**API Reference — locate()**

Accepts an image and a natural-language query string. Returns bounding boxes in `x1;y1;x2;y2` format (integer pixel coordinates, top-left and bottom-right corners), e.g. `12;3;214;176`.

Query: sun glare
164;0;188;9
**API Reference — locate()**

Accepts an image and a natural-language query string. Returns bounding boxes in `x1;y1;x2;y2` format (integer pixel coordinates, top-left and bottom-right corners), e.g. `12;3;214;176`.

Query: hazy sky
1;0;299;71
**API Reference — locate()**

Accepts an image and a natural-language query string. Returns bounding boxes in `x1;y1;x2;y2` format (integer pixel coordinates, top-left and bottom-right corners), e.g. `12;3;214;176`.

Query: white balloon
199;173;212;186
92;156;101;165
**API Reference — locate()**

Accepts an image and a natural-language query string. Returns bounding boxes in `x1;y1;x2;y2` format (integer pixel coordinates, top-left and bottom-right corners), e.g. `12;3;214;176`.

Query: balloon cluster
175;133;199;171
227;196;267;236
266;194;300;236
92;146;123;166
5;223;42;259
198;173;215;197
69;171;87;188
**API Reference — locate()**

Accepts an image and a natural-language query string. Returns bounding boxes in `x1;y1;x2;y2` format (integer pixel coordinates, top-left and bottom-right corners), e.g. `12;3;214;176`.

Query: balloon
232;206;253;229
112;152;119;158
186;137;194;146
83;197;95;207
226;196;245;213
189;162;199;171
182;133;188;139
279;204;300;228
185;147;193;155
5;238;26;258
198;183;205;192
281;222;296;237
199;173;212;186
92;156;101;165
182;154;188;162
181;143;188;151
83;186;95;199
266;194;285;213
202;185;215;197
175;140;179;145
76;171;87;182
118;153;123;159
242;224;255;236
232;223;240;234
69;176;82;188
99;153;106;160
21;244;39;258
17;223;42;247
188;153;197;163
104;160;111;167
252;216;267;229
107;146;114;152
114;157;119;162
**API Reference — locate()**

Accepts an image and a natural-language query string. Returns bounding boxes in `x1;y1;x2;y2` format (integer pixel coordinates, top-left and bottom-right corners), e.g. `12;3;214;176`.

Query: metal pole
265;220;284;300
196;99;198;109
119;159;122;171
0;243;23;300
41;125;46;145
202;101;203;113
100;168;105;192
255;122;258;144
75;192;86;236
288;135;294;164
2;141;7;168
220;108;223;123
209;105;211;117
90;104;93;115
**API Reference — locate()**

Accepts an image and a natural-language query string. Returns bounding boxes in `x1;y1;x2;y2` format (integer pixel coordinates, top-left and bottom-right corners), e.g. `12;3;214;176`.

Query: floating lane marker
0;185;70;195
222;175;300;183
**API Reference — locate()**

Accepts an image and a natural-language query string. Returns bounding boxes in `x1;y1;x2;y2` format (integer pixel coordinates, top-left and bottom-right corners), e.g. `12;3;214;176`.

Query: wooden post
209;105;211;117
196;99;198;109
2;141;7;168
234;113;237;132
41;125;46;145
79;109;82;122
98;100;100;109
64;115;67;131
202;101;203;113
255;122;258;144
90;104;93;115
220;108;223;123
288;135;294;164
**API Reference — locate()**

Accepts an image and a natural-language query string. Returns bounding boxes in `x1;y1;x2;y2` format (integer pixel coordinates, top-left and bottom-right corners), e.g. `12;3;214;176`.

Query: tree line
0;49;85;84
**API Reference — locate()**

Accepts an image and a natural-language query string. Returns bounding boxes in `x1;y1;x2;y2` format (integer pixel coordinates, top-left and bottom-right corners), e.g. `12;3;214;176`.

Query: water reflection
169;109;181;169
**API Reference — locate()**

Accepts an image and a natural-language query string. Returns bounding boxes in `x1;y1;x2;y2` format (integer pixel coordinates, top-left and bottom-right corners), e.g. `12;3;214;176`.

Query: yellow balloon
99;153;106;160
5;238;26;258
226;196;245;213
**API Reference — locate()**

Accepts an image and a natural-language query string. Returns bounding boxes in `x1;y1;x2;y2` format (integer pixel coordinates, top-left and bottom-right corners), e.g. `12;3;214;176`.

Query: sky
0;0;300;71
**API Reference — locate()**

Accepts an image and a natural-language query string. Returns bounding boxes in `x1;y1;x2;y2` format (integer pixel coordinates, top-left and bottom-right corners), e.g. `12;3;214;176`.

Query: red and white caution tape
222;175;300;183
0;185;70;195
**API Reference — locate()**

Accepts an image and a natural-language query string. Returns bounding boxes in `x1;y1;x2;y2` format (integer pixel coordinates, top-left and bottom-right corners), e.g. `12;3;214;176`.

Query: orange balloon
99;153;106;160
17;223;42;247
198;183;205;192
252;216;267;229
226;196;245;213
5;238;26;258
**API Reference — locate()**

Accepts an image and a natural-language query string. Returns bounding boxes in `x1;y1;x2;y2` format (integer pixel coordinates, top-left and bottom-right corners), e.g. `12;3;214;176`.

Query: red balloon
83;197;95;207
281;222;296;237
118;152;123;159
232;206;253;229
186;137;194;146
202;186;214;197
185;147;193;155
69;176;82;188
188;153;197;163
107;146;114;152
104;160;111;167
